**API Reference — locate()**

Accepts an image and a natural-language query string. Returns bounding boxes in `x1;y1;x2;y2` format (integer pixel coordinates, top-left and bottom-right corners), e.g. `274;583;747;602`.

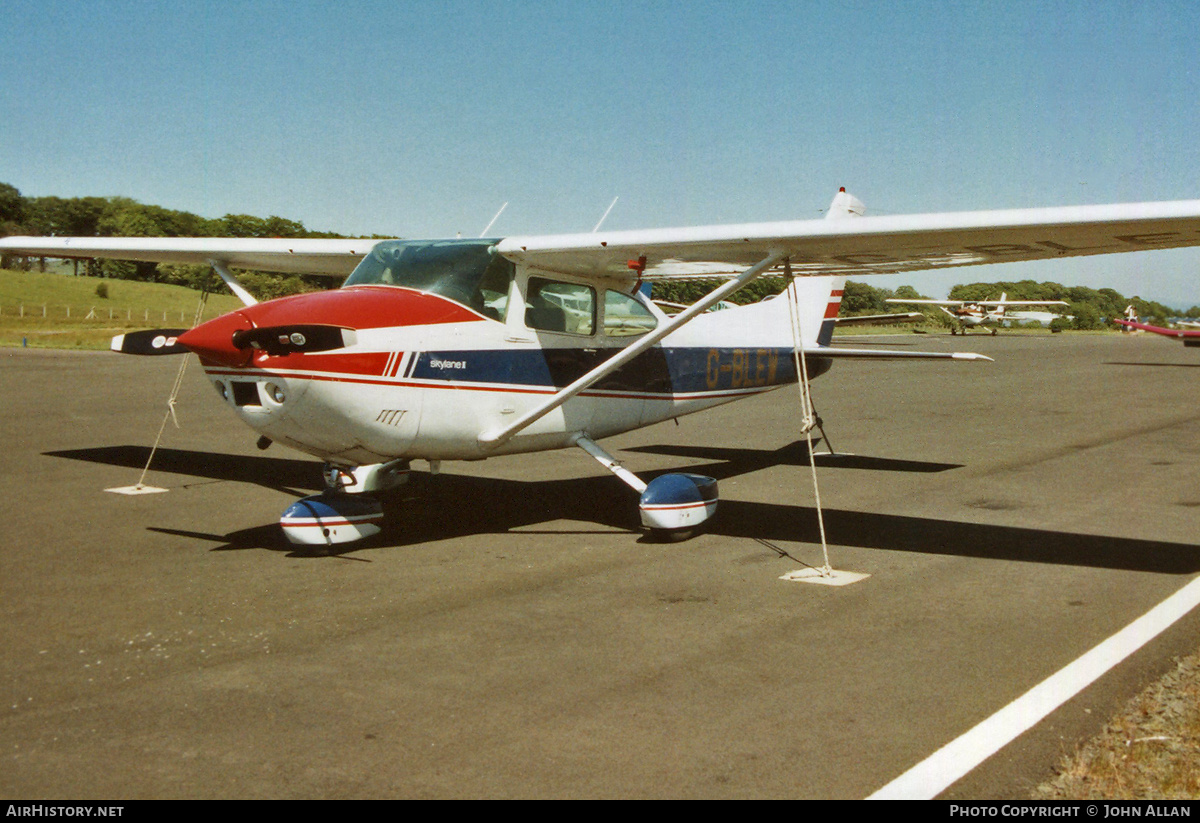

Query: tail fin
778;275;847;348
677;189;860;350
825;187;865;220
817;278;845;346
799;188;858;343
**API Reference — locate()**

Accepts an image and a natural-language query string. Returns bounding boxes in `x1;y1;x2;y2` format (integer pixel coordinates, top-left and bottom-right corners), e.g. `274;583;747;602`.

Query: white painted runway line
868;574;1200;800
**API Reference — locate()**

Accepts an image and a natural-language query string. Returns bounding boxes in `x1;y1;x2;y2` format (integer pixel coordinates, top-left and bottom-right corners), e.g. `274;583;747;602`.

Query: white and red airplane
5;189;1200;547
886;293;1070;334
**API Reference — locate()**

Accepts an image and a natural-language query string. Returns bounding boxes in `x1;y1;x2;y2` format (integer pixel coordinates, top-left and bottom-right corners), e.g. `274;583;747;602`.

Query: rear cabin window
603;290;658;337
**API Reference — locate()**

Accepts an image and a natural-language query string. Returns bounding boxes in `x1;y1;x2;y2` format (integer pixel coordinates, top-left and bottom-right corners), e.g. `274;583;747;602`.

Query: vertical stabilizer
817;277;846;346
777;275;847;348
813;188;858;342
825;187;865;220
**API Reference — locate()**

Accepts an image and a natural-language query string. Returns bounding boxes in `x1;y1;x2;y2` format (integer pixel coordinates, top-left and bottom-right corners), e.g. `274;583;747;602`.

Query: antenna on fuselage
592;197;619;232
480;202;508;237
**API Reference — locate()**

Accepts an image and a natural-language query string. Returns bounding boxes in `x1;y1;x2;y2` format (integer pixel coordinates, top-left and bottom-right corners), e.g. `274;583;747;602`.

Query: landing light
214;381;228;400
266;383;286;404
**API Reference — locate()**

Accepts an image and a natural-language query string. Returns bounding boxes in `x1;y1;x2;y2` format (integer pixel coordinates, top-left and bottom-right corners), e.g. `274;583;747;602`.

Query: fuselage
178;239;836;466
951;305;1004;326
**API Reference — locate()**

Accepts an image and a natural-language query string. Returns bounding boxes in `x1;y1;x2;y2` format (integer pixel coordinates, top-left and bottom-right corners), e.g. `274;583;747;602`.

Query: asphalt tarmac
3;332;1200;799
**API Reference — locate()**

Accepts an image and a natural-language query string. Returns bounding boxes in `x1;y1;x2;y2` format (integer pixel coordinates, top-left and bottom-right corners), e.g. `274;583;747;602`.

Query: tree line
0;182;355;299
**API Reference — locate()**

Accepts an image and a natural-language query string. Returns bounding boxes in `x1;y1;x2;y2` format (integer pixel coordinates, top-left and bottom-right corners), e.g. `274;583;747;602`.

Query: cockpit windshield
344;239;514;320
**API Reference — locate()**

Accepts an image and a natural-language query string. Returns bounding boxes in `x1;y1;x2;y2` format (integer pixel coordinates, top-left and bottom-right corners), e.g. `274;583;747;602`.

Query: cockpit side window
525;277;595;335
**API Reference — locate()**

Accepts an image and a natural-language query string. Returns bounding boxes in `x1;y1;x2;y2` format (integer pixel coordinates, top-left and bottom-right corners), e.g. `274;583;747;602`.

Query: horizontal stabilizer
809;346;992;362
835;312;923;326
110;329;190;355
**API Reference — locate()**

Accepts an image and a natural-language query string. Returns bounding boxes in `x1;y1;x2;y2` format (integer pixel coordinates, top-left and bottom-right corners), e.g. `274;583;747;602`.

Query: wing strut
573;434;647;492
208;259;258;307
478;249;788;450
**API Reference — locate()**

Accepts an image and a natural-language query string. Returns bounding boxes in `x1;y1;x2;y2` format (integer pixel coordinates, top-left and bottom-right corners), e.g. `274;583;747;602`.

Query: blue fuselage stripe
408;346;830;394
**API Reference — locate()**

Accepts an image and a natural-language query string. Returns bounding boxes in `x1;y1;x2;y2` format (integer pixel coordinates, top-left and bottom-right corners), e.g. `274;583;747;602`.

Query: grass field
0;267;247;349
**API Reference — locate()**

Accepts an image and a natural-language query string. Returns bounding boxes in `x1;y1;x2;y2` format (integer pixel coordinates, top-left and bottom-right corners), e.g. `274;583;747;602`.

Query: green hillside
0;267;246;350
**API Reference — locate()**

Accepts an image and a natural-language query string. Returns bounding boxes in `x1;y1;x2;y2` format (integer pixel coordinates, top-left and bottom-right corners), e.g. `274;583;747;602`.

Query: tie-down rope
784;262;832;576
133;289;210;490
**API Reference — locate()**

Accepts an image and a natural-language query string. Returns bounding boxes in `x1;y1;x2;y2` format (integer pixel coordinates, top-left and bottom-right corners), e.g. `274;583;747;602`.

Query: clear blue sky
4;0;1199;307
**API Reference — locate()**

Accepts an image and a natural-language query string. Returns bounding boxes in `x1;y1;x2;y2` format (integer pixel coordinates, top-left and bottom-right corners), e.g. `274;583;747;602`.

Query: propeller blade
110;329;190;355
230;324;357;357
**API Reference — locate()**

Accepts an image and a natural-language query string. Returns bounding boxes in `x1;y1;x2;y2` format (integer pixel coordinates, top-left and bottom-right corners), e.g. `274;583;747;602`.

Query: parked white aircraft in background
1002;308;1075;328
887;293;1070;334
5;189;1200;548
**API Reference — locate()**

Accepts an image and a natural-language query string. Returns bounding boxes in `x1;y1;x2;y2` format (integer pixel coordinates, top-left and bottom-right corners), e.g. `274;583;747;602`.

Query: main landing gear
574;434;719;542
276;439;716;548
278;438;720;548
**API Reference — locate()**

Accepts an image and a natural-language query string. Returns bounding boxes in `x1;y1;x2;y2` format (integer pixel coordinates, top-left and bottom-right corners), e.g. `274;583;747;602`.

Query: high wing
0;236;384;276
887;298;1068;307
886;299;969;307
975;299;1069;307
5;198;1200;285
497;199;1200;285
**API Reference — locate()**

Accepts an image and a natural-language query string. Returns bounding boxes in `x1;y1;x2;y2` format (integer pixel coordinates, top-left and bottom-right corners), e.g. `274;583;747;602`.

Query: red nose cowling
177;310;255;367
177;287;483;367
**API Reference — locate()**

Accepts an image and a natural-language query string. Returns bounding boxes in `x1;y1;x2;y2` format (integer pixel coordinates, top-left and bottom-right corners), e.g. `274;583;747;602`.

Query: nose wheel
279;459;411;547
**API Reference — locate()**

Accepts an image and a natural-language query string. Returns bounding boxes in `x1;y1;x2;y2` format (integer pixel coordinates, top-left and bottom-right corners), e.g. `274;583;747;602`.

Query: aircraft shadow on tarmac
1104;361;1200;369
45;445;324;495
623;440;962;474
47;443;1200;572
